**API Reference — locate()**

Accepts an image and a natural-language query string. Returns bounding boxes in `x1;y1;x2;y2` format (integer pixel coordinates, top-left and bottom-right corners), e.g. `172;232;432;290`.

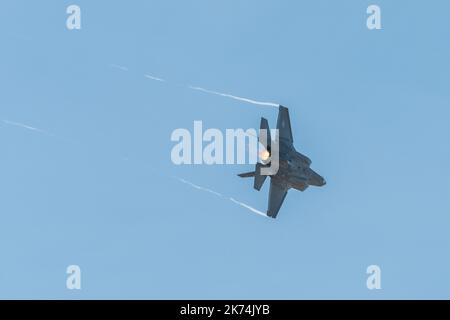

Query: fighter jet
238;106;326;218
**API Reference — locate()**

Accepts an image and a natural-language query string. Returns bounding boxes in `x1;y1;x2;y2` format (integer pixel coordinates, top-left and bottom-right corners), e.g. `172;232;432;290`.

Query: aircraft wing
276;106;294;144
267;179;288;218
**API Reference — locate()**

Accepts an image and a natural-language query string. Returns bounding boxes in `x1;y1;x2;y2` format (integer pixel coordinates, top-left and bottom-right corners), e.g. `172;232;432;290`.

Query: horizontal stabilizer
238;171;255;178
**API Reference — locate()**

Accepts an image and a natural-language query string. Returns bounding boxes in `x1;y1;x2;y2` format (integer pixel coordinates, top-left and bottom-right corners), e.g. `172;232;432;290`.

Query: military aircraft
238;106;326;218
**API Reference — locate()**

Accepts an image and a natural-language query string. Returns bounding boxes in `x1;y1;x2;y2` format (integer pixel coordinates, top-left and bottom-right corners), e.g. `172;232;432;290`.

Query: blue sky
1;0;449;299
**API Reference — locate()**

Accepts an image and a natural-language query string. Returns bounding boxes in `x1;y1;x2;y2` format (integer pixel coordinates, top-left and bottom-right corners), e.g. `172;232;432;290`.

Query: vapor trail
144;74;166;82
2;119;82;145
229;197;268;217
176;177;223;197
188;86;279;108
175;176;268;218
111;63;279;108
2;119;46;133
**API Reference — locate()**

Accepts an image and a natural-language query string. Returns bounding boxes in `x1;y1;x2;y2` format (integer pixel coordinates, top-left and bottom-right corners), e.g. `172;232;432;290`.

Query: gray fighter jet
238;106;326;218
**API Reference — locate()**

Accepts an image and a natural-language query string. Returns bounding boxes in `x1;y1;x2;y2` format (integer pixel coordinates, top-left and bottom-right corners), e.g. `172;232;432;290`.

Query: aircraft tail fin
253;117;272;191
259;117;271;153
238;117;272;190
253;163;268;191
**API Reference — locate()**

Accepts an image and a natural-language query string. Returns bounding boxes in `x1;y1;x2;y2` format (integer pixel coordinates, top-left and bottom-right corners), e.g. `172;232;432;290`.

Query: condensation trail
188;85;279;108
229;197;268;217
113;64;280;108
2;119;82;145
2;119;46;133
176;177;223;197
175;176;268;218
144;74;165;82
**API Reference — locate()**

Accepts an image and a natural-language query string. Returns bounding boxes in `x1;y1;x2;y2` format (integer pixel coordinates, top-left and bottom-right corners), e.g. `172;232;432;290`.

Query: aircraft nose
309;170;326;187
316;176;326;187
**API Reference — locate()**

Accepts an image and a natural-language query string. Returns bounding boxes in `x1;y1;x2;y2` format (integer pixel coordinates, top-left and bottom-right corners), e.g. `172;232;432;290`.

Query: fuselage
273;145;326;191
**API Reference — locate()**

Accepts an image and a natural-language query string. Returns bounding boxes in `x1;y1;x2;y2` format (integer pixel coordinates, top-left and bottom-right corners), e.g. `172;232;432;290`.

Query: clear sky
1;0;449;299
